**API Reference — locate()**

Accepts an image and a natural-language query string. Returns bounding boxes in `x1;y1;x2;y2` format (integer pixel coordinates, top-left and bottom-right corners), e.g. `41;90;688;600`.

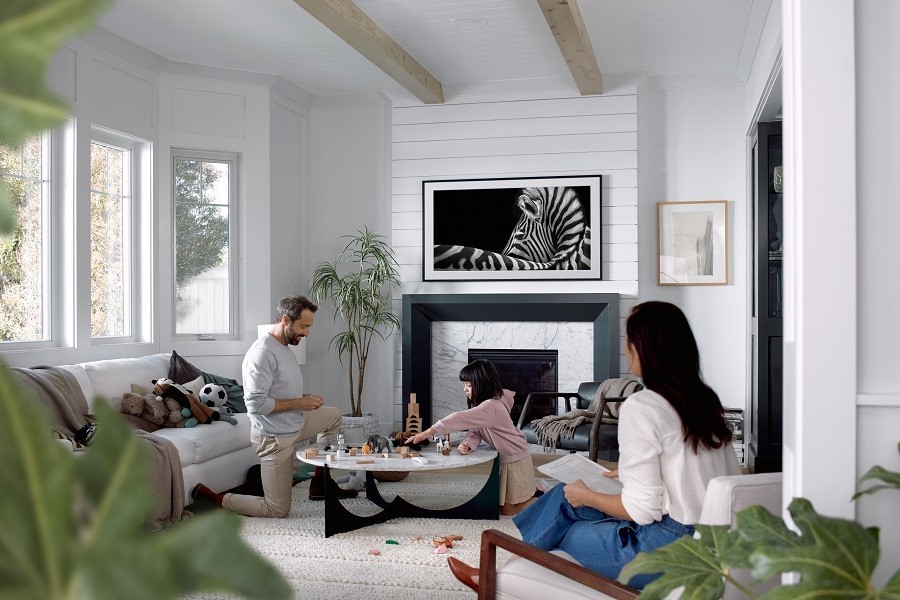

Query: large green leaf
619;524;754;600
0;365;291;600
749;498;894;600
852;465;900;500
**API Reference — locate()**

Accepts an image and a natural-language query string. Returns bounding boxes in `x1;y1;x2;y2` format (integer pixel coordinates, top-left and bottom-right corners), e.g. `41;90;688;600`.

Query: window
90;134;134;339
0;133;50;343
172;151;237;337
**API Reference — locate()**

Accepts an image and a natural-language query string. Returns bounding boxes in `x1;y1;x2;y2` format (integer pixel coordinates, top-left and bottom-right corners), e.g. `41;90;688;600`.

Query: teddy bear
198;383;238;426
152;377;218;426
120;391;186;428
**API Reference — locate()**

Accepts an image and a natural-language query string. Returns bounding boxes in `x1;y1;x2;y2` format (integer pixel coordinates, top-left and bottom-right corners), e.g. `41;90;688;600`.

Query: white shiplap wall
389;90;640;425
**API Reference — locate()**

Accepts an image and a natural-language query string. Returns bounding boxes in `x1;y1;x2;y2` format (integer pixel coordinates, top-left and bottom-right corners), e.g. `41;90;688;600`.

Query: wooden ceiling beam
536;0;602;95
291;0;444;104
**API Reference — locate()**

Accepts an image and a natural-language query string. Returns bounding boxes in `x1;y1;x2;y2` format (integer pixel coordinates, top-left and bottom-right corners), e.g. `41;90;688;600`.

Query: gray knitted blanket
10;366;186;531
531;378;643;452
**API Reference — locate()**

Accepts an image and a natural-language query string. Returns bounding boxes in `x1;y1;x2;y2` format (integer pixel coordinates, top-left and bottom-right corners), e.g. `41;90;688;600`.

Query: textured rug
186;471;555;600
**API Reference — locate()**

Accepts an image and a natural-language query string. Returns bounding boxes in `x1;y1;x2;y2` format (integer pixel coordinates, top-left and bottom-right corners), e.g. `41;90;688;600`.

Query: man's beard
285;327;302;346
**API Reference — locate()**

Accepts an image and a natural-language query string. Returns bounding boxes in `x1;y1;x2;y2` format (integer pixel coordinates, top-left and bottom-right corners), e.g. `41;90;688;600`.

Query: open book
537;453;624;494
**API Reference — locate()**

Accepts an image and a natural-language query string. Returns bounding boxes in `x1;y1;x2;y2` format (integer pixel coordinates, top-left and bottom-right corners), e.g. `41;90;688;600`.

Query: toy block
382;452;391;459
357;459;375;465
398;446;409;456
349;448;358;456
303;449;319;459
325;454;335;462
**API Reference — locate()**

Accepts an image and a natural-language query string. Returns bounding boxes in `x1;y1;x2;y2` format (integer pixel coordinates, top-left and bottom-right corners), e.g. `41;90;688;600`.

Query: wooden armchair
475;473;784;600
516;381;642;462
477;529;638;599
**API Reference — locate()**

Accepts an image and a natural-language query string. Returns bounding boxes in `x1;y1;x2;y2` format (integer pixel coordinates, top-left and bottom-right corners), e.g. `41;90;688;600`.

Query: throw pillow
168;350;203;384
202;371;246;413
181;375;205;396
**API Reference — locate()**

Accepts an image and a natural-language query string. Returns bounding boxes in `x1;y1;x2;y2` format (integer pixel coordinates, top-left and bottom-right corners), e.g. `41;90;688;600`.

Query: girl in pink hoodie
407;359;540;515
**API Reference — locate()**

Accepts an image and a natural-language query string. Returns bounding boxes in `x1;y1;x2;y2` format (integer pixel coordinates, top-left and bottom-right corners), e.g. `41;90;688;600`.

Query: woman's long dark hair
459;359;504;408
626;301;732;452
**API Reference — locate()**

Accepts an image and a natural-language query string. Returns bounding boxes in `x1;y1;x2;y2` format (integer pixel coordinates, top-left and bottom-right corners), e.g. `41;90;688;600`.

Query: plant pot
341;412;379;445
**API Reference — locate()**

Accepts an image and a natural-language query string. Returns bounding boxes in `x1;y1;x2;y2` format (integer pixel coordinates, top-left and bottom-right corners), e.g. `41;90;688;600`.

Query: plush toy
120;392;186;428
152;377;218;426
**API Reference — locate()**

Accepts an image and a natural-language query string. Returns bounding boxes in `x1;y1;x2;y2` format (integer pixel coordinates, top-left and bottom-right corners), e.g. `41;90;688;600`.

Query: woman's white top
618;389;741;525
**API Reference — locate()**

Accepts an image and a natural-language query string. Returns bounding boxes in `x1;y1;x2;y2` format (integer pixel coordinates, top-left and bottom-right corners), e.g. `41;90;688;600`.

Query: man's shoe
447;557;479;592
191;483;224;507
309;476;359;501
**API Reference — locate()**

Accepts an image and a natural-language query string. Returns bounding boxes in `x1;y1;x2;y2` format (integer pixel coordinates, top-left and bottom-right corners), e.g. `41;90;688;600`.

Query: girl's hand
457;443;470;455
563;480;592;508
603;468;619;479
406;430;430;445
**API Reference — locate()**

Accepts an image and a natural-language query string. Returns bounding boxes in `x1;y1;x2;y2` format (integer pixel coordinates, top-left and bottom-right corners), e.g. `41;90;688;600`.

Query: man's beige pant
223;406;342;518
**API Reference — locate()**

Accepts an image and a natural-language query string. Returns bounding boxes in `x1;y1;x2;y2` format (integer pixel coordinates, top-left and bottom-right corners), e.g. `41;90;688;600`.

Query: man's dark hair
276;295;318;321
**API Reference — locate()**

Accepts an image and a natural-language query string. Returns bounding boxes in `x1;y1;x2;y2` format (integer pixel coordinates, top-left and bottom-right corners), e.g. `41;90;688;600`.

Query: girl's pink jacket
432;389;530;464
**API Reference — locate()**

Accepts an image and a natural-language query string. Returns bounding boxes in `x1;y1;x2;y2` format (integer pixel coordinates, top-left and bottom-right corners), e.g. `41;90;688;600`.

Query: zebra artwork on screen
422;175;603;281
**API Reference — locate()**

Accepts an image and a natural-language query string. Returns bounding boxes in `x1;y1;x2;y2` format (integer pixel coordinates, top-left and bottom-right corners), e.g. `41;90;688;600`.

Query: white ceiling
97;0;774;100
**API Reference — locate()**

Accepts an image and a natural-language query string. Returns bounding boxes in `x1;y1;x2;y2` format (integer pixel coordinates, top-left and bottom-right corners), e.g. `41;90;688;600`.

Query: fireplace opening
467;348;559;425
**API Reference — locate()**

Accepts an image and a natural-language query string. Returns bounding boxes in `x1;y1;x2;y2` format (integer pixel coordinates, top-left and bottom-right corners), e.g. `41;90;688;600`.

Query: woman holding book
447;301;741;592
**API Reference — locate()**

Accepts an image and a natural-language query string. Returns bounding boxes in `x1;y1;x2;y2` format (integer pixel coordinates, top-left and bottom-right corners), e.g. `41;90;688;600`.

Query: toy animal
367;434;392;454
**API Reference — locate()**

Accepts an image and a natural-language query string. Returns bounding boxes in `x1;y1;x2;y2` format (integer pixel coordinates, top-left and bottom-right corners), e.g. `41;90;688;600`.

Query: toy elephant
367;434;392;454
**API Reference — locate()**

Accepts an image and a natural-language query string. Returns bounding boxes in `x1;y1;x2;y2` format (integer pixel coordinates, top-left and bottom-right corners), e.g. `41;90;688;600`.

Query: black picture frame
422;175;603;281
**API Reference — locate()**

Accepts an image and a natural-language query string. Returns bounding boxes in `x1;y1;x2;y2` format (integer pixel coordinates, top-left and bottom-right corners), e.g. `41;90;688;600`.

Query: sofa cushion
151;414;252;466
80;354;170;411
168;350;203;384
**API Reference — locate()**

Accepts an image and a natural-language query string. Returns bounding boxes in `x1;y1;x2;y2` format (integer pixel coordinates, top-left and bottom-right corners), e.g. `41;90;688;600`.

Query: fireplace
468;348;559;424
402;293;620;427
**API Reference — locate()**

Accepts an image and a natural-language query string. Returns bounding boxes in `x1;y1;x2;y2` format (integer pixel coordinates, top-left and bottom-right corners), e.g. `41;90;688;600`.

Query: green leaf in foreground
619;524;752;600
0;0;111;145
749;498;894;600
0;364;291;600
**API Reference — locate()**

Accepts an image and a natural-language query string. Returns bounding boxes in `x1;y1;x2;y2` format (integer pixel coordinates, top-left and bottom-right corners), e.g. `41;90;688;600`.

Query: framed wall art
657;200;728;286
422;175;602;281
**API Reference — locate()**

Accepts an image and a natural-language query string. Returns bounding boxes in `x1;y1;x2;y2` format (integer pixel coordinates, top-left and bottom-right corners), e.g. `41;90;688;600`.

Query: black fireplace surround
401;293;620;427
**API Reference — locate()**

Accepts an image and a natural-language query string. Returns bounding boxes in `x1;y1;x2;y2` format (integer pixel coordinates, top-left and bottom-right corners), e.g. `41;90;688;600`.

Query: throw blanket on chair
10;366;186;531
531;378;643;453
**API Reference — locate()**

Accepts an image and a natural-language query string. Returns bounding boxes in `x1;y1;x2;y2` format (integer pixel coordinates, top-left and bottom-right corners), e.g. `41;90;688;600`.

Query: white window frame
170;149;239;341
0;127;62;350
89;127;150;345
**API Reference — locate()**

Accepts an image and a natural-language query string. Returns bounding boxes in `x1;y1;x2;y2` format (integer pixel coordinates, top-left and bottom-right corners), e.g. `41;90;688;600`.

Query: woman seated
447;300;742;591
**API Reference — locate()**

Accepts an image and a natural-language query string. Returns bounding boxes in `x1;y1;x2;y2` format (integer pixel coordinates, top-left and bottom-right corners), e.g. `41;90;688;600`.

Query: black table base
322;455;500;537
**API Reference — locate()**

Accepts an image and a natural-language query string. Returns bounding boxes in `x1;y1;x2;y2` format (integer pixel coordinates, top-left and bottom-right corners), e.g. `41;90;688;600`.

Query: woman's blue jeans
512;483;693;589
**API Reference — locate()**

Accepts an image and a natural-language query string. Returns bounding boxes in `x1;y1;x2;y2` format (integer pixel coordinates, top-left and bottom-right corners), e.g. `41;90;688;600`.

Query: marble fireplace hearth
401;293;620;427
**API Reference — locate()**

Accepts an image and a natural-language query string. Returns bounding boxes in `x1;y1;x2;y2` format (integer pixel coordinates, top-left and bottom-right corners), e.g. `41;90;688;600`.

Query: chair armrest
587;397;627;461
517;392;578;429
478;529;639;600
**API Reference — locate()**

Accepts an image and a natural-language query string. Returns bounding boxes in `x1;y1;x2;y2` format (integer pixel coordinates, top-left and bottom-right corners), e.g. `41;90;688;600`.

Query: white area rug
186;472;556;600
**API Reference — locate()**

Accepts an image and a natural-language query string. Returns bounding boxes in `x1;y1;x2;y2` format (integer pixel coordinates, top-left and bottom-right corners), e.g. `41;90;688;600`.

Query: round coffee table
297;446;499;537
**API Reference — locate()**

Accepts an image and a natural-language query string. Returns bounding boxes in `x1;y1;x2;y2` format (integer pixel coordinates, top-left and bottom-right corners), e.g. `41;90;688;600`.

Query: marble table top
296;444;498;472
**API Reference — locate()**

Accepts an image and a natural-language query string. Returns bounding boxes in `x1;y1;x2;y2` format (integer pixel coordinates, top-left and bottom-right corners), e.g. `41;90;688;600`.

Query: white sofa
58;353;259;507
484;472;783;599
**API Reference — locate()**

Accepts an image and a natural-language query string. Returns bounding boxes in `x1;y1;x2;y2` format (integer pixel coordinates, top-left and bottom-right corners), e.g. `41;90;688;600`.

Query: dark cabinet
749;121;783;473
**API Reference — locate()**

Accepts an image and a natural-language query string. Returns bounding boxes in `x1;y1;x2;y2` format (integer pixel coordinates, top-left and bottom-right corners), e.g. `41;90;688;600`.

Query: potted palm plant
309;227;401;441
